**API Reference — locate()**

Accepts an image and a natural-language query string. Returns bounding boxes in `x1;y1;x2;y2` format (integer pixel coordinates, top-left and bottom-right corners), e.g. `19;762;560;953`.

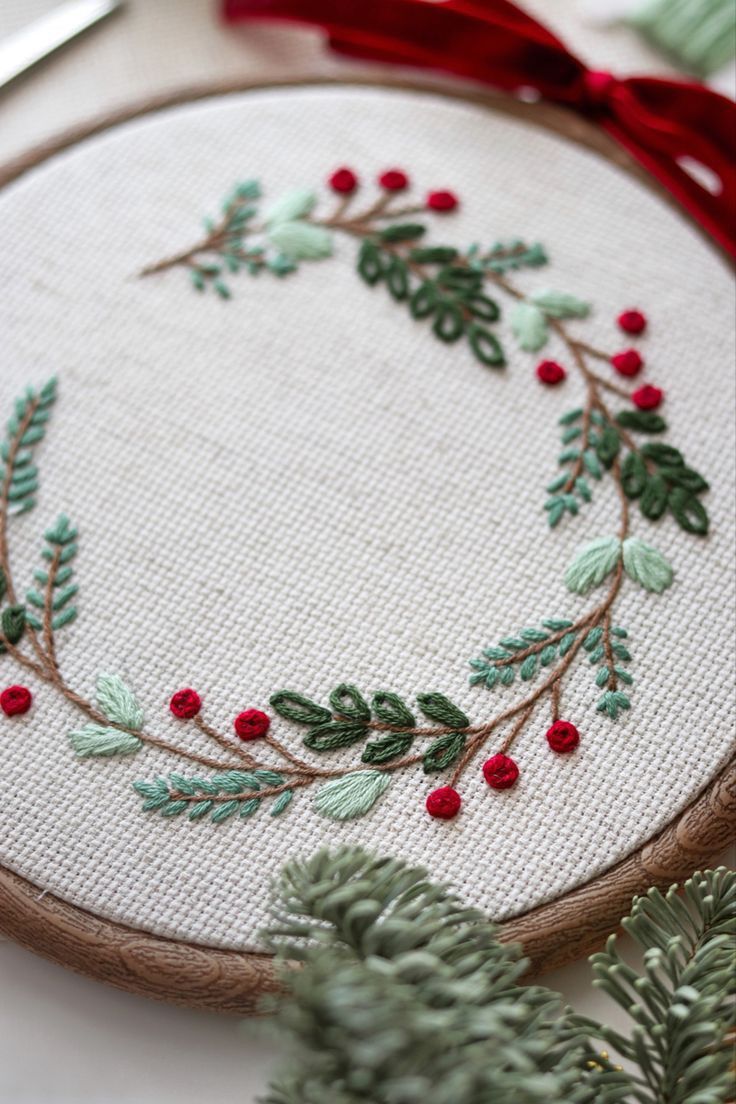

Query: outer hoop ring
0;76;733;1012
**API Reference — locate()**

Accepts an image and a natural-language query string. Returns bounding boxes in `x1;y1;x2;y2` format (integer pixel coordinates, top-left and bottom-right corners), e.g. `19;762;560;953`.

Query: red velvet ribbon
224;0;736;257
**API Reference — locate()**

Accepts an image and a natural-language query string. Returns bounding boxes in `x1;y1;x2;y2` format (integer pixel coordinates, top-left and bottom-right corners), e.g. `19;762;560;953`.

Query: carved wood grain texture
0;79;733;1012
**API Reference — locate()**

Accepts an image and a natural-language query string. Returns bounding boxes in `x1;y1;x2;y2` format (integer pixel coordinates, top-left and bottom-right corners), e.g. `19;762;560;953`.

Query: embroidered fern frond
25;514;79;632
132;767;289;822
0;377;56;518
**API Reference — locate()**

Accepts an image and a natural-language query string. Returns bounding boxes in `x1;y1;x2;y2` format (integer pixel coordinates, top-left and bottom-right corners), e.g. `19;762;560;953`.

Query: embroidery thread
0;169;712;823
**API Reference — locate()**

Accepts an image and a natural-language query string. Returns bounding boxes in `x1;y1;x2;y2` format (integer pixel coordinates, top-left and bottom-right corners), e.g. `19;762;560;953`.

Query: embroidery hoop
0;76;733;1013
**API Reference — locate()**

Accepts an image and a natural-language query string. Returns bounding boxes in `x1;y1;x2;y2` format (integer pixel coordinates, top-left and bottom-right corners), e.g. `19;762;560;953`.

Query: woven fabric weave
0;86;733;951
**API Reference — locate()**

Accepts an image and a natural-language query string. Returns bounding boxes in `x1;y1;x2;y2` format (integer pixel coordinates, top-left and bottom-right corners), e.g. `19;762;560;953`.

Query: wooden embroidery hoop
0;76;733;1014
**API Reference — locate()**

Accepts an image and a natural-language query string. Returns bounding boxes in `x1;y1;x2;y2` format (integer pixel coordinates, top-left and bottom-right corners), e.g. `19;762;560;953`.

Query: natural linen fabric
0;86;733;951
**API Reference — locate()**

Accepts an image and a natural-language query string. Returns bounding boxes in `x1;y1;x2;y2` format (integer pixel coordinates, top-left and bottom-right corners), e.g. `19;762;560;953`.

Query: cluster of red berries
426;719;580;819
1;685;32;717
169;689;270;740
535;307;663;410
327;166;459;212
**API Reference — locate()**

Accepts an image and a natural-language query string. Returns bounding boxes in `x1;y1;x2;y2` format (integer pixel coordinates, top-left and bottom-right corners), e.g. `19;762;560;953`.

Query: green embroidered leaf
409;281;437;318
270;790;294;817
616;410;667;434
467;324;505;367
582;449;603;480
239;798;261;818
583;627;603;651
362;732;414;765
95;673;144;730
642;442;684;467
500;665;514;686
357;240;385;286
559;408;583;426
52;607;77;630
416;693;469;728
211;800;240;824
596;425;620;467
303;721;367;752
621;452;648;499
409;246;457;264
264;188;317;226
270;691;331;725
510;301;548;351
422;732;466;773
385;258;409;300
379;223;425;243
432;302;464;343
314;770;391;820
329;684;370;722
479;240;547;273
529;289;590;319
519;654;537;681
622;537;674;593
669;488;709;535
596;690;631;720
371;692;415;727
1;605;26;645
267;221;332;261
564;536;621;595
543;618;573;630
539;644;557;666
188;800;215;821
660;466;709;493
559;631;577;656
464;294;500;323
596;667;610;688
70;723;141;757
640;474;669;520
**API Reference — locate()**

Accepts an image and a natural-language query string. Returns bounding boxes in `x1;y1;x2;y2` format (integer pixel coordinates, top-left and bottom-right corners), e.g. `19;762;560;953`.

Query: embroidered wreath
0;167;710;823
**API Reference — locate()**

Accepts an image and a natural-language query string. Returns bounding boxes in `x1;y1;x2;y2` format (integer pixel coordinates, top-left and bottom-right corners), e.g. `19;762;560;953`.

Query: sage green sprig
469;617;581;690
132;768;290;823
25;514;79;634
0;377;56;518
260;849;734;1104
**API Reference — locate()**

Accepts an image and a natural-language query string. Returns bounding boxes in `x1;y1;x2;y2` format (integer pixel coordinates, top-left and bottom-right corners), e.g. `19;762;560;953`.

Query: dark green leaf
621;452;648;499
1;605;26;645
468;324;505;367
409;282;437;319
596;425;620;467
660;466;709;493
379;223;426;243
361;732;414;765
303;721;368;752
409;246;458;264
642;442;684;467
357;241;385;286
270;691;331;725
371;692;415;727
669;488;709;535
422;732;466;773
616;410;667;434
329;684;370;722
640;474;668;520
0;568;6;603
463;294;500;323
416;693;469;728
386;258;409;301
432;303;464;343
437;265;483;290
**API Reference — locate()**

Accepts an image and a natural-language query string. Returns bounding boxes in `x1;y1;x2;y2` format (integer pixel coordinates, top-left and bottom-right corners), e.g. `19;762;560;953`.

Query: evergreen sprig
260;851;735;1104
0;377;56;518
25;514;79;632
469;616;579;689
132;768;290;823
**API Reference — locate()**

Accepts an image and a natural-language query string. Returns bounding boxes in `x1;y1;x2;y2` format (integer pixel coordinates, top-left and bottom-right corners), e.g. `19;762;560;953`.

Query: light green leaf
267;220;332;261
314;770;391;821
530;288;590;319
564;536;622;595
510;301;549;351
69;723;141;757
264;188;317;227
96;673;144;730
622;537;674;594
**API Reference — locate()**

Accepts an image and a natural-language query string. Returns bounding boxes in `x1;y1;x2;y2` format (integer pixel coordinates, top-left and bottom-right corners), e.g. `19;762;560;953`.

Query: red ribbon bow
224;0;736;257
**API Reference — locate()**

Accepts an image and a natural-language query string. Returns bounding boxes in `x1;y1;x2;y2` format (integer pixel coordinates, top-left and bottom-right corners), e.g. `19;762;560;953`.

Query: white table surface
0;3;733;1101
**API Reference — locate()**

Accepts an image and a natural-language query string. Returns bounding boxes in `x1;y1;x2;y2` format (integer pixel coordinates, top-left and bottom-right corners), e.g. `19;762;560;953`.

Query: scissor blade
0;0;123;91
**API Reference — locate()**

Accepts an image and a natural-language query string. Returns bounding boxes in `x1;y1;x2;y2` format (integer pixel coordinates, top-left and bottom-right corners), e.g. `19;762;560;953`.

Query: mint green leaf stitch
70;724;141;757
314;771;391;820
529;289;590;319
622;537;674;593
264;188;317;227
267;221;332;260
95;673;144;730
510;301;549;351
564;536;621;595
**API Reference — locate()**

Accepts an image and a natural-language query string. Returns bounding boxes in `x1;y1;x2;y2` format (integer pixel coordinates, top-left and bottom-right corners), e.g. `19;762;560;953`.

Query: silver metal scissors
0;0;124;92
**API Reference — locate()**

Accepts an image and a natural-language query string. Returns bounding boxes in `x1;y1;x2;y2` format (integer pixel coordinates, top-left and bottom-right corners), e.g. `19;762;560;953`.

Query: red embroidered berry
611;349;643;377
378;168;409;191
617;309;647;335
426;189;459;212
328;167;358;194
1;685;32;717
169;688;201;719
426;786;462;819
536;360;566;385
234;708;270;740
546;720;580;753
482;753;519;790
632;385;664;410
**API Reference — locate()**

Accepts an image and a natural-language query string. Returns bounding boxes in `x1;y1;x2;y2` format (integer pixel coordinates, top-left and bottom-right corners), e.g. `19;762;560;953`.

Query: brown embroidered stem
193;715;257;768
551;678;561;723
602;609;618;691
42;547;61;672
